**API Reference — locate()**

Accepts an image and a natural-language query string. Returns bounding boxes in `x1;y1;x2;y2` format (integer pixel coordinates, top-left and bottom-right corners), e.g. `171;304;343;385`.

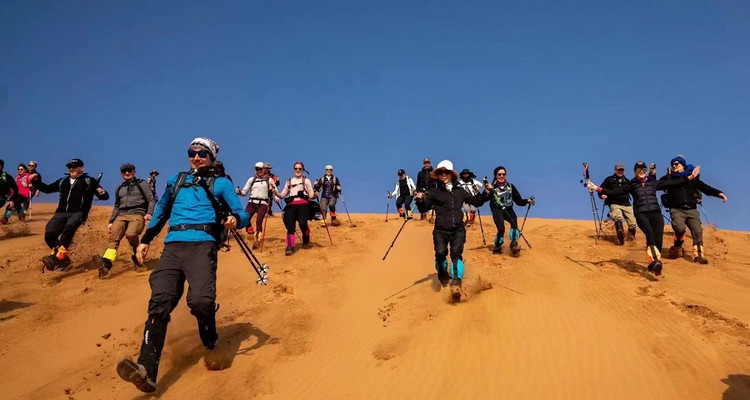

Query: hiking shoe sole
116;359;156;393
92;255;110;279
653;261;663;276
41;256;57;272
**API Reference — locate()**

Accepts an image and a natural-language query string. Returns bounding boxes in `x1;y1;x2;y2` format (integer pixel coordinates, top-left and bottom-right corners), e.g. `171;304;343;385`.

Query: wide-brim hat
459;168;476;179
430;160;459;180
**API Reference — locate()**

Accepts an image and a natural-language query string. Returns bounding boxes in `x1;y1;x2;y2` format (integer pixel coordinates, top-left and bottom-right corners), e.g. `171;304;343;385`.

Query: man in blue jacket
117;137;249;393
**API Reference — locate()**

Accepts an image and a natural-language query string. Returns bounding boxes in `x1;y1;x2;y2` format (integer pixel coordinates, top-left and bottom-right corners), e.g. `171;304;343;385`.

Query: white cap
325;165;333;171
255;161;265;168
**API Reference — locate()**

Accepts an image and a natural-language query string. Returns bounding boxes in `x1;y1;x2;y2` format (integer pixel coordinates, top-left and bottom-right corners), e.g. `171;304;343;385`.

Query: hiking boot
492;246;501;255
693;256;709;265
116;359;156;393
450;279;462;300
627;227;636;239
652;260;663;276
55;255;72;272
92;255;113;279
252;240;260;250
437;268;450;287
510;241;520;256
399;213;405;219
331;218;341;226
0;217;7;225
302;242;312;249
204;344;231;371
668;246;683;259
420;213;426;220
285;246;294;256
647;262;655;272
616;230;625;245
41;255;58;271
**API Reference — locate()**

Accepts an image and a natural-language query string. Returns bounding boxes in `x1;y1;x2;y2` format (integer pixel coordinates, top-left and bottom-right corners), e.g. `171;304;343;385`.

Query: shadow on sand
722;374;750;400
149;322;273;397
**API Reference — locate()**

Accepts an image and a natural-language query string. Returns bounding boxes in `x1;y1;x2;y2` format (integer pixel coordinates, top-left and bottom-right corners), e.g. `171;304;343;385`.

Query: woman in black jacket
484;166;535;256
415;160;487;300
588;161;700;276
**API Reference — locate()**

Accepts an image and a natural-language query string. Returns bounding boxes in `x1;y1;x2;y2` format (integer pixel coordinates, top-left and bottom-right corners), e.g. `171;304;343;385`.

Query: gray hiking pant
670;208;703;245
609;204;636;229
320;196;337;213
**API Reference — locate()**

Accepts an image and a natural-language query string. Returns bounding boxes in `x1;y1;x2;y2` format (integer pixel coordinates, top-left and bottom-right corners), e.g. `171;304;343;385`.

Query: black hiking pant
636;211;665;251
491;206;519;238
44;211;84;249
138;241;219;381
283;203;310;243
433;227;466;263
395;194;412;214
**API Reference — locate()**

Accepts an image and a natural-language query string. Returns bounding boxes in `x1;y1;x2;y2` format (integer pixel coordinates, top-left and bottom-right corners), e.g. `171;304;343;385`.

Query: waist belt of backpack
168;223;219;233
249;197;269;205
676;204;697;210
119;203;148;211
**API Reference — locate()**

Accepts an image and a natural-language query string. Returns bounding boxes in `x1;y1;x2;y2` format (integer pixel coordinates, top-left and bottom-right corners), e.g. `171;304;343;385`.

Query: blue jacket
142;172;249;244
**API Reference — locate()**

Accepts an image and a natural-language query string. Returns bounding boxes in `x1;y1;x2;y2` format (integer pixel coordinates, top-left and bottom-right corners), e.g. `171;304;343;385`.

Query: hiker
415;160;488;298
117;137;249;393
588;161;701;276
484;166;535;256
313;165;342;226
263;163;280;217
30;159;109;271
2;163;31;223
457;168;482;226
237;161;278;248
28;161;41;197
275;161;316;255
147;170;159;200
388;169;416;219
415;157;435;220
598;162;637;245
0;159;19;224
92;163;156;278
660;156;727;264
215;160;233;183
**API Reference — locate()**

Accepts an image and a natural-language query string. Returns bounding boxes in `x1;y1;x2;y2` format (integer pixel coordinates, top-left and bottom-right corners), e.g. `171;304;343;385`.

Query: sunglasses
255;167;263;171
121;168;134;173
496;173;506;176
18;168;25;171
188;149;210;158
435;170;451;176
671;162;680;166
635;168;647;173
294;167;303;171
326;169;333;171
616;168;625;171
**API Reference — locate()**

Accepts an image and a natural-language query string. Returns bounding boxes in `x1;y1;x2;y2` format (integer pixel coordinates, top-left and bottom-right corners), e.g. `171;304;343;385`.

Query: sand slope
1;204;749;399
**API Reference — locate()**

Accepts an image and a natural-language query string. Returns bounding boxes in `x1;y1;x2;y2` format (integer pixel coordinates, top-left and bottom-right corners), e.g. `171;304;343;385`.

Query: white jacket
392;176;416;197
458;179;482;196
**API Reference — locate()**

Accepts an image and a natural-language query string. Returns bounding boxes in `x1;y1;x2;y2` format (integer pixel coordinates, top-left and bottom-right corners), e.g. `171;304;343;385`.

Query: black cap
398;169;405;175
150;170;159;176
0;159;4;168
66;158;84;168
120;163;135;171
634;161;648;170
460;168;476;178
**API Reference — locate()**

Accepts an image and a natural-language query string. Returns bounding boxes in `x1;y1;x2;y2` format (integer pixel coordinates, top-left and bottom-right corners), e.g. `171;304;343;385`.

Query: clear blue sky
2;0;748;230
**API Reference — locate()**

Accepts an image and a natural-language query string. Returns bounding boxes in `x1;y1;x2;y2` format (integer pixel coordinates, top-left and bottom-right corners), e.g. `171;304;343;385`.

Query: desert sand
1;203;749;399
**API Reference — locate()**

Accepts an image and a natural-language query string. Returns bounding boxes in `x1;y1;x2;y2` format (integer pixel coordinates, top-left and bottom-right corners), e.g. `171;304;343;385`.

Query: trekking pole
319;202;334;246
230;229;269;285
520;196;534;232
476;208;486;246
259;204;270;253
385;192;391;222
699;203;711;225
581;162;600;244
339;193;354;225
382;203;418;260
502;207;532;249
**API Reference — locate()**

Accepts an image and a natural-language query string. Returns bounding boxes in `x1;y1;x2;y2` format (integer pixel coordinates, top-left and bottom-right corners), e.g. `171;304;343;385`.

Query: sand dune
1;204;749;399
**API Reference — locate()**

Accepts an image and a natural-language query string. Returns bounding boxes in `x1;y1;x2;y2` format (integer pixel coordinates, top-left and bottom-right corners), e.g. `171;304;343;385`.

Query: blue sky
2;0;748;230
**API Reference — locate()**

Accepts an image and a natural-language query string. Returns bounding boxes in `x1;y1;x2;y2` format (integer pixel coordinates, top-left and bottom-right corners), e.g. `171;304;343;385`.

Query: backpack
247;176;272;203
283;176;311;205
163;171;230;246
114;179;149;210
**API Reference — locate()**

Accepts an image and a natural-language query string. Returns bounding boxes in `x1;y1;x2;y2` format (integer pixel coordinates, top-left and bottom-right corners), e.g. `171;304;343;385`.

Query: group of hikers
390;158;536;299
587;157;727;276
0;159;41;224
0;143;729;394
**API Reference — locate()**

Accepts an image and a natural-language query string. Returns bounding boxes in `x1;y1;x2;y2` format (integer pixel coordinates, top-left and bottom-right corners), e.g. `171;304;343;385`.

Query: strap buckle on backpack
168;224;219;233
